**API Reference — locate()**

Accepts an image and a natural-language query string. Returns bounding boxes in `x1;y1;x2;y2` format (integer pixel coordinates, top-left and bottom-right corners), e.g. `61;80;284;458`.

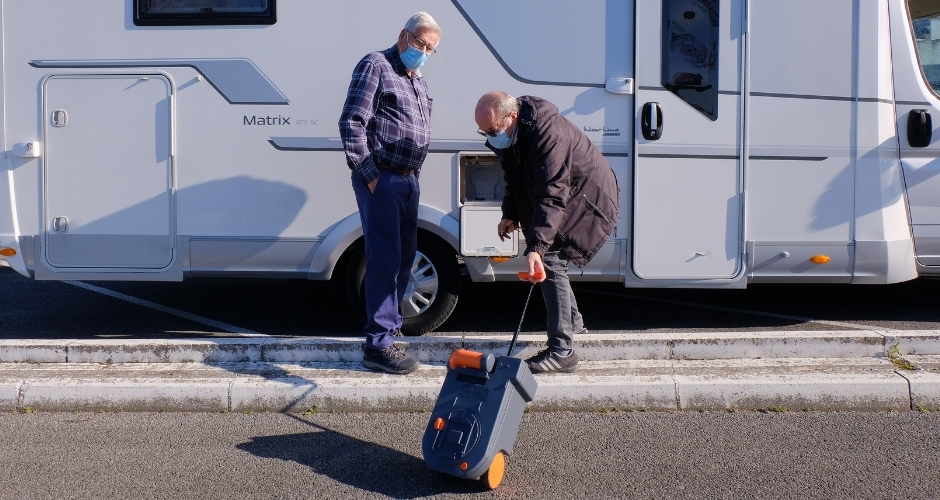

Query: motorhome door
894;1;940;267
632;0;745;280
42;74;174;270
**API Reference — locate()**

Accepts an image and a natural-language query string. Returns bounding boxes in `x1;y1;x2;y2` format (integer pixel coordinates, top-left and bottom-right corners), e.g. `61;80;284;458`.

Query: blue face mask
400;45;428;71
487;127;516;149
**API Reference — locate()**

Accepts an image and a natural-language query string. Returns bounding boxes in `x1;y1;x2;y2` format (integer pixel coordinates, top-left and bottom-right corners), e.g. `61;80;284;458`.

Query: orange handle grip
448;349;484;370
517;270;545;280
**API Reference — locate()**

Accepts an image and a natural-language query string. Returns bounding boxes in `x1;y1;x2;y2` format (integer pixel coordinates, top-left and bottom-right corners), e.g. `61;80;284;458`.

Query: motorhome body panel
0;0;929;294
746;0;917;284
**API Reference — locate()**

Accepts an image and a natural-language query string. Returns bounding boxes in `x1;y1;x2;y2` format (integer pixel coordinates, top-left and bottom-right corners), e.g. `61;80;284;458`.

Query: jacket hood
517;95;560;135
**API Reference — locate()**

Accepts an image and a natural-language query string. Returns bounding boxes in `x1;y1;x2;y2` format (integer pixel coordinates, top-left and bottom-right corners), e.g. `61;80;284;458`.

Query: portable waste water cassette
422;271;542;490
422;349;537;489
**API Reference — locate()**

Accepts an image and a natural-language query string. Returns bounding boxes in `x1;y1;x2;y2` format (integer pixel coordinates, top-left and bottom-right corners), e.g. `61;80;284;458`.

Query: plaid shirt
339;46;433;183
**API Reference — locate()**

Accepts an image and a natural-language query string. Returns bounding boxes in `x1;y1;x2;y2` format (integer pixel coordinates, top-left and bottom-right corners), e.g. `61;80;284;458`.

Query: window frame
133;0;276;26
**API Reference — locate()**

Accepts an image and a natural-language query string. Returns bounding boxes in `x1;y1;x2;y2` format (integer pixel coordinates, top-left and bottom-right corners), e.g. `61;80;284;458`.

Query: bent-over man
474;91;620;374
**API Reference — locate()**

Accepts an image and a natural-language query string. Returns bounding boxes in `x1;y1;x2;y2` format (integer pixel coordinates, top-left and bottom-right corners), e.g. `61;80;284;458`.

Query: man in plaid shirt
339;12;440;374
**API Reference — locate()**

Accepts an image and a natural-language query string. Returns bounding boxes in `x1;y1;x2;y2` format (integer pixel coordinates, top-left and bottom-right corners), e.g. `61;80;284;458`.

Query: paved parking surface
1;411;938;499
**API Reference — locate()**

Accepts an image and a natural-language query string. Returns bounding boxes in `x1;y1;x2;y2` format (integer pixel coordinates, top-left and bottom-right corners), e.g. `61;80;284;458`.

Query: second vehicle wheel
345;232;460;336
479;451;506;490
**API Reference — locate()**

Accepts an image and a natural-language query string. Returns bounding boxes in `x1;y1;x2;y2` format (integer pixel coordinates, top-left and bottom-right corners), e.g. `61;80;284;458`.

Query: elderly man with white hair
339;12;441;374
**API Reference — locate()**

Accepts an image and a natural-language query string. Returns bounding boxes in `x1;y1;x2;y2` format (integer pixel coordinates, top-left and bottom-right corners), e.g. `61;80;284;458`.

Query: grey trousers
540;251;584;350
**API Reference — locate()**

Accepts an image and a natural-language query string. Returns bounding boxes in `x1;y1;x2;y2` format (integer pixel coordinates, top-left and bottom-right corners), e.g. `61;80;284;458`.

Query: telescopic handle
507;282;536;357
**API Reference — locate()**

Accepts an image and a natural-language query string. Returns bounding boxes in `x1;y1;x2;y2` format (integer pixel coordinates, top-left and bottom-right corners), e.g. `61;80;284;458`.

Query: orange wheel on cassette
479;452;506;490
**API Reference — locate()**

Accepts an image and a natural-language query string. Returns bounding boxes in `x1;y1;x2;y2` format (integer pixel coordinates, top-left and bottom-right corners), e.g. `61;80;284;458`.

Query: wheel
345;232;460;335
479;452;506;490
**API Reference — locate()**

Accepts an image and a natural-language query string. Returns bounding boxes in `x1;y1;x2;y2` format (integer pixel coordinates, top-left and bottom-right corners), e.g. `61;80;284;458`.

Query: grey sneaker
362;345;420;374
525;348;578;374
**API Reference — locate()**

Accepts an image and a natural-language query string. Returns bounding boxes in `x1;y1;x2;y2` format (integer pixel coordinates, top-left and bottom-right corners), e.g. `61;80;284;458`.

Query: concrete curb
2;357;938;413
2;332;938;413
1;330;938;364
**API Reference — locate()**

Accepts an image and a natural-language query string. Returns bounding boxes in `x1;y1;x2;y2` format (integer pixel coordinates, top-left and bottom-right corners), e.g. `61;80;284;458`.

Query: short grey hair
405;12;441;34
479;91;520;117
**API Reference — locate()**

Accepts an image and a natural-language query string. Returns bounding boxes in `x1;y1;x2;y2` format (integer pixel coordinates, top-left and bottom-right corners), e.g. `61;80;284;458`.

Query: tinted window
662;0;719;120
910;1;940;94
134;0;275;26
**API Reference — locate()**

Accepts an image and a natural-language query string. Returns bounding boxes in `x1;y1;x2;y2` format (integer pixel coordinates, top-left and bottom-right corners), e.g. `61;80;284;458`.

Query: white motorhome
0;0;939;333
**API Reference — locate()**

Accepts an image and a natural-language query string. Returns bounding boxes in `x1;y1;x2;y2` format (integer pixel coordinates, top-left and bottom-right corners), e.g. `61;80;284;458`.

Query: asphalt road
0;411;937;499
3;264;940;340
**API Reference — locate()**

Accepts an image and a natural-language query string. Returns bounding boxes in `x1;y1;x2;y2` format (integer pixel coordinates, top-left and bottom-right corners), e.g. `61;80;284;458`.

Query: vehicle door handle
641;102;663;140
52;216;69;233
908;109;932;148
51;109;68;128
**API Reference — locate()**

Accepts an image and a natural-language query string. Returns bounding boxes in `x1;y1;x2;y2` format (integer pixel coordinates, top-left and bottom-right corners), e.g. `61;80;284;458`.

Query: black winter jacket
488;96;620;268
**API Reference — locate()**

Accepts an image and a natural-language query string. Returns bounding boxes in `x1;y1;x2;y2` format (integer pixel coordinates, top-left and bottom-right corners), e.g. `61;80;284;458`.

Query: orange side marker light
434;417;445;431
0;247;15;257
810;255;830;264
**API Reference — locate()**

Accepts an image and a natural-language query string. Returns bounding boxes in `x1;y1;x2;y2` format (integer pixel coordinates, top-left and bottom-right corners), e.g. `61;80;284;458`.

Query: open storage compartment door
459;154;518;258
461;204;517;257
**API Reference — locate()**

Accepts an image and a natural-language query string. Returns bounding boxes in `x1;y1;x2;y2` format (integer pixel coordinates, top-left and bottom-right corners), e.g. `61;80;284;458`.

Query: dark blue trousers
351;168;419;349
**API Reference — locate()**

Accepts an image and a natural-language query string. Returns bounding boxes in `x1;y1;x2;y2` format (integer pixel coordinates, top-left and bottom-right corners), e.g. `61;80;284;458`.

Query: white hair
405;12;441;34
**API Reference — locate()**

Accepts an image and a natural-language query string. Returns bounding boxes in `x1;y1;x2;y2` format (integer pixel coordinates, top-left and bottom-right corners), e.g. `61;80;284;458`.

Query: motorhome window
134;0;275;26
661;0;719;120
910;1;940;94
453;0;606;86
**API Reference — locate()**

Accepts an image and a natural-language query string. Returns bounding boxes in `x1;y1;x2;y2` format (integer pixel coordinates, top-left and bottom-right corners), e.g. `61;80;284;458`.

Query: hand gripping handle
517;270;545;281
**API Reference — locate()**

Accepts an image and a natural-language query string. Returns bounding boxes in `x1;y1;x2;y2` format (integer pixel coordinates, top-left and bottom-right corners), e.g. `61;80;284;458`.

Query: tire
345;232;460;336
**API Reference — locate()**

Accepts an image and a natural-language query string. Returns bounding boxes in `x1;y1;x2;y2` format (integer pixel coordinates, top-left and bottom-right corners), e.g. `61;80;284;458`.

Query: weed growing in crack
887;343;917;371
303;405;319;415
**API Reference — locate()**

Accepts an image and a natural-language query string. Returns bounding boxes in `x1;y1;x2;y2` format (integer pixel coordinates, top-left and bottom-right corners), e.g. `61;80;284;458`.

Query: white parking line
576;288;901;333
64;281;267;336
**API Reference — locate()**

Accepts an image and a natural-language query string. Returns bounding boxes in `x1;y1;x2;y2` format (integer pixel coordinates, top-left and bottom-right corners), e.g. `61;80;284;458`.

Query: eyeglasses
477;115;509;137
407;30;437;55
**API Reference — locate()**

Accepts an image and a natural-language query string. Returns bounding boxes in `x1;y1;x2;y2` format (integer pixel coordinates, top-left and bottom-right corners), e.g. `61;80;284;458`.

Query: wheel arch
306;205;459;281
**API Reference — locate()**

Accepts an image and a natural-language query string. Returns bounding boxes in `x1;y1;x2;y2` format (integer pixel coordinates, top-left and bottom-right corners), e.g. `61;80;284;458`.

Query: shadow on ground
5;264;940;339
236;415;484;498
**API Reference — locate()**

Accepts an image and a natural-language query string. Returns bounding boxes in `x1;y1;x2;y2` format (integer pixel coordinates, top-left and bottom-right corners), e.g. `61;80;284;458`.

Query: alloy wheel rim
401;250;438;318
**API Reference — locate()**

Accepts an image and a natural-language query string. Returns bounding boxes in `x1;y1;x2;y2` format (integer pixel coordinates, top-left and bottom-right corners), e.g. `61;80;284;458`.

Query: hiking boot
362;345;420;374
525;347;578;374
